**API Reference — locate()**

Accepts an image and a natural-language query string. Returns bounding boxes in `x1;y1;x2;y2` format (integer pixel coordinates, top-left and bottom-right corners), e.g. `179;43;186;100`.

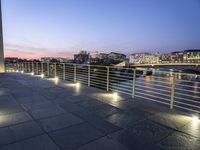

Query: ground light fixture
31;72;34;76
192;115;199;122
54;77;59;83
41;74;44;78
76;82;80;88
113;92;118;100
21;71;24;74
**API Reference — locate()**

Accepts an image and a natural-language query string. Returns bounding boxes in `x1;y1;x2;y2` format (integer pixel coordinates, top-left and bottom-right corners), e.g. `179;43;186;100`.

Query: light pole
0;0;4;73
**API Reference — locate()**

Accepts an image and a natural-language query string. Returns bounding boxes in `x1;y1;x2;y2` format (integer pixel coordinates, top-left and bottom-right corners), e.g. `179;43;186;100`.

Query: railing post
170;73;176;109
32;62;34;73
132;69;136;98
74;64;77;83
36;62;39;75
88;65;90;86
28;62;31;72
54;63;57;77
106;66;109;91
47;63;50;77
63;63;65;80
41;62;43;74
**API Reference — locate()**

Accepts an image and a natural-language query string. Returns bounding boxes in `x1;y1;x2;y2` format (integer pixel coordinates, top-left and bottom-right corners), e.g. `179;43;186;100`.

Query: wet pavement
0;73;199;150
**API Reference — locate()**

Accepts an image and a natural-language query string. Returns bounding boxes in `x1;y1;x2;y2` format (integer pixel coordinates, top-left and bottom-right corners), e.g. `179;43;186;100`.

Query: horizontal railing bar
135;90;170;101
174;101;200;109
174;87;200;94
135;94;170;106
136;80;171;89
135;87;170;97
173;104;200;113
174;96;200;104
174;91;200;99
136;84;170;93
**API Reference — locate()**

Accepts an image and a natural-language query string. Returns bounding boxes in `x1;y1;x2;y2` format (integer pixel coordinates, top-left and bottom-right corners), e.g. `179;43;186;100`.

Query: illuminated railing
5;62;200;114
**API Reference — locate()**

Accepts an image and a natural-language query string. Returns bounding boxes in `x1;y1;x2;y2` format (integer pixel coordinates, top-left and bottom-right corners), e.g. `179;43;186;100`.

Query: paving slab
157;132;200;150
73;109;121;135
0;121;43;146
28;105;66;120
178;120;200;138
149;112;192;130
49;123;103;149
76;136;129;150
0;134;60;150
38;113;83;132
105;108;153;128
22;101;56;111
0;112;32;127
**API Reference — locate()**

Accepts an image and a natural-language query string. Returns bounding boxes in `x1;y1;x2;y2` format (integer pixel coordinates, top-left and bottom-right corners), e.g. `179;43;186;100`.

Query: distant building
129;52;159;64
74;51;90;64
96;53;109;60
41;57;69;63
183;49;200;63
5;57;19;63
108;52;126;61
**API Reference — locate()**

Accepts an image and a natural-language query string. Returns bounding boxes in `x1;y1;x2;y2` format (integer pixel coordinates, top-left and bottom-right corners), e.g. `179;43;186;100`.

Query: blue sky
2;0;200;58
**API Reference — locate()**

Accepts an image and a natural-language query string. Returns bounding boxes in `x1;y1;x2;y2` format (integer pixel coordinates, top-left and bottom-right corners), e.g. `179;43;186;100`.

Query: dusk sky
2;0;200;59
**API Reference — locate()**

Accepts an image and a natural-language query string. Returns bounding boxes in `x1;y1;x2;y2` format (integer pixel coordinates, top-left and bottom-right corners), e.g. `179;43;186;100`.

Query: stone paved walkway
0;73;199;150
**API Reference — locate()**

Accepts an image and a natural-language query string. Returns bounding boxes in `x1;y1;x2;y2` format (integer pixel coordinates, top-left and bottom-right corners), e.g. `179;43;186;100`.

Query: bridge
131;63;199;67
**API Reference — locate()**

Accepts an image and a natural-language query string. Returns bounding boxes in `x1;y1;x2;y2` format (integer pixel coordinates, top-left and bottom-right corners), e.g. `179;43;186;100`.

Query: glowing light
113;92;118;100
31;72;34;76
21;71;24;74
16;70;19;72
41;74;44;78
192;115;199;122
54;77;59;84
76;82;80;88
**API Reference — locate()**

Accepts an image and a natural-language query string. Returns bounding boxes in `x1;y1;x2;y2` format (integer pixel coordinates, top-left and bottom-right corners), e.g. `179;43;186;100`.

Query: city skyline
2;0;200;59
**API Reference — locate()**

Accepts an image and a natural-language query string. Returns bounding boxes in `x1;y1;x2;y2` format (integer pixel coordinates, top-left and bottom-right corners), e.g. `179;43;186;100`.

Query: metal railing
5;62;200;114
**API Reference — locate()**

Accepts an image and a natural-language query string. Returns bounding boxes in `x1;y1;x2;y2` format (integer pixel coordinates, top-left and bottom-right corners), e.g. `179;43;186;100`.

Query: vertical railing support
88;65;90;86
32;62;34;73
106;66;109;91
63;63;65;80
132;69;136;98
28;62;31;72
170;73;176;109
54;63;57;77
74;64;77;83
41;62;43;74
36;62;39;75
47;63;50;77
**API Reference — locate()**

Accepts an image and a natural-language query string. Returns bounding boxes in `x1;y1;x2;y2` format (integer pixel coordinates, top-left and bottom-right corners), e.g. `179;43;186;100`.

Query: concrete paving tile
178;119;200;138
0;95;18;106
105;108;152;128
0;121;43;146
29;106;66;120
109;129;166;150
38;113;83;132
149;112;191;130
0;112;32;127
76;136;129;150
16;95;48;104
157;132;199;150
73;109;121;135
49;123;103;149
22;101;56;111
0;105;24;116
0;134;60;150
